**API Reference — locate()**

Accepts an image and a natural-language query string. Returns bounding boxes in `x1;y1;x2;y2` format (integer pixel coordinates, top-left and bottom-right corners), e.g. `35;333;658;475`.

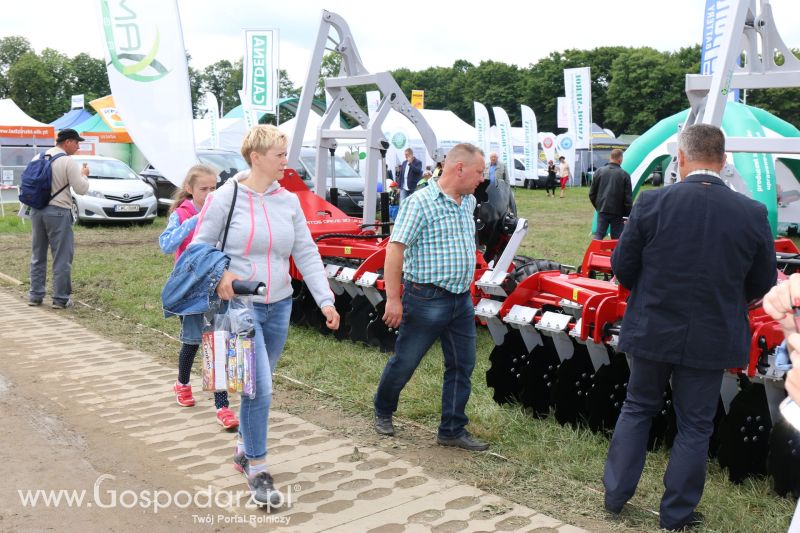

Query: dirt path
0;288;587;533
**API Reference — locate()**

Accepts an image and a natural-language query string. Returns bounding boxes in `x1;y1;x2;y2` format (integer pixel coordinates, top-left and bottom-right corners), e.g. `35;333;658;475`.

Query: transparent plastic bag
201;297;256;399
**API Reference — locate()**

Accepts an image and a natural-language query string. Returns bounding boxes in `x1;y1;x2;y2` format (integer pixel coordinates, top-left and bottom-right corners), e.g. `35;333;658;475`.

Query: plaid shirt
390;180;476;294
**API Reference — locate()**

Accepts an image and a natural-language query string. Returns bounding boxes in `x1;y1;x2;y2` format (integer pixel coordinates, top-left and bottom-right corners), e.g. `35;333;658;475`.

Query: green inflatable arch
619;103;800;236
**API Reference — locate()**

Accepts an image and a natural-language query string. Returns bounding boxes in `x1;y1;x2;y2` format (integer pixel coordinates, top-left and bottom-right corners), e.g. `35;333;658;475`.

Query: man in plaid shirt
373;143;489;451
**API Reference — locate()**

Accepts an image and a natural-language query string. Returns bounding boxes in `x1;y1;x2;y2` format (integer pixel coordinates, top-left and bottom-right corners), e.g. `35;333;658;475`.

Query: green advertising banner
243;29;278;113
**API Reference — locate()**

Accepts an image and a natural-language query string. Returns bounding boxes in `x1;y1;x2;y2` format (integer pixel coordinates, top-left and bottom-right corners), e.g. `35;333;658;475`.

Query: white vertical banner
556;132;576;186
492;106;515;182
366;90;380;119
520;105;538;175
557;96;569;129
539;132;557;164
202;92;220;149
243;29;278;113
473;101;491;157
96;0;197;187
564;67;592;149
238;90;257;130
70;94;84;109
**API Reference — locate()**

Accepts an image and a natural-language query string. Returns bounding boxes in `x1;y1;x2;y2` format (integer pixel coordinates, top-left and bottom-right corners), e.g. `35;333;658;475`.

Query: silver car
71;156;157;224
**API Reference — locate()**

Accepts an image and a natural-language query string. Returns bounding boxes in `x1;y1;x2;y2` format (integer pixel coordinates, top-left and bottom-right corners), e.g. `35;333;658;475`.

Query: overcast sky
3;0;800;86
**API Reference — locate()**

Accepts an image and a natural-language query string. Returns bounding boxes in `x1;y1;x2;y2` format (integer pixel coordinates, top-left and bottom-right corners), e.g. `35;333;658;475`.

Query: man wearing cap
28;128;90;309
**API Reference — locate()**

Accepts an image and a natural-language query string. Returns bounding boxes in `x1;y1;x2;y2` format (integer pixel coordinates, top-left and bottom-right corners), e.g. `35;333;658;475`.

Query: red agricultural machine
282;6;800;500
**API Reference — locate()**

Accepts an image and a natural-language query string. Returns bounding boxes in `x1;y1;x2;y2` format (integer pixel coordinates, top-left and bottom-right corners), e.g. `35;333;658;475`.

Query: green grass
0;188;795;532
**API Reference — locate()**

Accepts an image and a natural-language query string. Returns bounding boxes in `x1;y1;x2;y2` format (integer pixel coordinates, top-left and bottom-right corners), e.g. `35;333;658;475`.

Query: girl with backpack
158;164;239;430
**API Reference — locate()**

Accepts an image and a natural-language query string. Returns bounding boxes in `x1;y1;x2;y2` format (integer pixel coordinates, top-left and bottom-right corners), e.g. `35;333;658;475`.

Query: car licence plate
114;204;140;212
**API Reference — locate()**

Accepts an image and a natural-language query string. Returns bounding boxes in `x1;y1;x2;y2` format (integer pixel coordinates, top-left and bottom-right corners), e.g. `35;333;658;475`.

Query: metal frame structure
289;10;445;224
682;0;800;153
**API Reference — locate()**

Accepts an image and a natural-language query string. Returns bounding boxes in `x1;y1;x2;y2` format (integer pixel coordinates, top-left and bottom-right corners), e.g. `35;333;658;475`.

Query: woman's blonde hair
169;164;217;214
240;124;288;166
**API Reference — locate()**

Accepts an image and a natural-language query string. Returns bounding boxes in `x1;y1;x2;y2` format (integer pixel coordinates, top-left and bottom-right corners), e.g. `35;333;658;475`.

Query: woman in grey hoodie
192;125;340;506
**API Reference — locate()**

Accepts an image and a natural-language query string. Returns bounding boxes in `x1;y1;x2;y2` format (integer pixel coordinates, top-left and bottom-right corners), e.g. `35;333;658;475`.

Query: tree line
2;35;798;135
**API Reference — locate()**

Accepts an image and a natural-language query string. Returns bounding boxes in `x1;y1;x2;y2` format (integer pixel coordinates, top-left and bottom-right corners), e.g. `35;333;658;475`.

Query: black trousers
594;212;625;239
603;356;723;530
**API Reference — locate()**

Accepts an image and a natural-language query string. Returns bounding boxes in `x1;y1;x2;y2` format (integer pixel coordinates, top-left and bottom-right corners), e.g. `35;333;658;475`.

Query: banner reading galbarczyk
243;29;278;113
563;67;592;150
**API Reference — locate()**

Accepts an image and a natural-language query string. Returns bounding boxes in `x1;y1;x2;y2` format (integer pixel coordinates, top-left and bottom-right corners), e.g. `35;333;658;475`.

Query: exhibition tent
50;108;93;131
0;98;55;146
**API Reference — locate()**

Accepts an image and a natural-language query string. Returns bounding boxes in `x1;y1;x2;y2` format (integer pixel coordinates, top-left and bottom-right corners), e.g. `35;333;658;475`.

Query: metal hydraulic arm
289;10;445;224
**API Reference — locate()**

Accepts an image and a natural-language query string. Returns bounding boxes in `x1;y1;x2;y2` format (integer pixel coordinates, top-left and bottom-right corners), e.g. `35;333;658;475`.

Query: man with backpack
26;128;90;308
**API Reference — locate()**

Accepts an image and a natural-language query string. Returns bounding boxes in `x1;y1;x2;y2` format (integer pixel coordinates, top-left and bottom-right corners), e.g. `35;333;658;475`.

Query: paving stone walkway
0;289;588;532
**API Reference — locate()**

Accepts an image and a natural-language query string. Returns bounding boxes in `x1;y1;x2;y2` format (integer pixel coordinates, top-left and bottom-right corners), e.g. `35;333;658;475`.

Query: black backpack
19;152;69;210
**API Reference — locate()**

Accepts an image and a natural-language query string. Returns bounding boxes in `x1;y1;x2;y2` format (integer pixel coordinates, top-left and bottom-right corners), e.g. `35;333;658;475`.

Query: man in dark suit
602;124;776;531
397;148;423;203
589;148;632;239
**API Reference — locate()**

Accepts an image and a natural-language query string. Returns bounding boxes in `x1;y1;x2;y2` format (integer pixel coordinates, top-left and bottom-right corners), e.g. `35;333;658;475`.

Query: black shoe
663;511;704;531
604;497;623;515
436;431;489;451
374;415;394;436
247;471;282;507
28;300;42;307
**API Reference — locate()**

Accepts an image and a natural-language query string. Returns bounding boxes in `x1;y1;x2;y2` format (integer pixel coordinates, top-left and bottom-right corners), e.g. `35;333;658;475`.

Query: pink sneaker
216;406;239;429
173;381;195;407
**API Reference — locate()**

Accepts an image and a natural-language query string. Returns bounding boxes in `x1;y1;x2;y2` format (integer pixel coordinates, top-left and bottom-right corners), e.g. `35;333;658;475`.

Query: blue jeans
239;297;292;460
374;282;477;439
29;205;74;304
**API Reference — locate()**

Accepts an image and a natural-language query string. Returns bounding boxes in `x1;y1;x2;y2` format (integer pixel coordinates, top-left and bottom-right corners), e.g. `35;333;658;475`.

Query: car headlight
86;189;104;198
142;188;154;198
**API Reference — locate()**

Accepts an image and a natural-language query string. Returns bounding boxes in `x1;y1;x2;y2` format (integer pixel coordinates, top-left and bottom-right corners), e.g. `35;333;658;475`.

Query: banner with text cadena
243;29;279;113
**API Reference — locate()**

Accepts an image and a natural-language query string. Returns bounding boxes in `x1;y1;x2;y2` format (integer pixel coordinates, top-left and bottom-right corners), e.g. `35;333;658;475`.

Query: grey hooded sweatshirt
192;172;334;308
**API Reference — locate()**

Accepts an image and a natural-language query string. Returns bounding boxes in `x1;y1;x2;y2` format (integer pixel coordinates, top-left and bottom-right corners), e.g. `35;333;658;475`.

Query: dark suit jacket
398;157;423;191
612;174;776;370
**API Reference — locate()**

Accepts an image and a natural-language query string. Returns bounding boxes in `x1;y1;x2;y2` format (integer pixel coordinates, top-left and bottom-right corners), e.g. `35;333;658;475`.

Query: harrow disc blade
486;330;528;405
348;295;374;345
290;280;309;326
717;380;772;483
331;292;353;341
366;301;398;353
767;418;800;498
554;341;595;427
586;351;629;435
518;335;561;419
302;288;330;334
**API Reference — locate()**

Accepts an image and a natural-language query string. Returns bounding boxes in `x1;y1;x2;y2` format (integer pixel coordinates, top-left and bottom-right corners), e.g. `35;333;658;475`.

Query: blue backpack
19;152;69;210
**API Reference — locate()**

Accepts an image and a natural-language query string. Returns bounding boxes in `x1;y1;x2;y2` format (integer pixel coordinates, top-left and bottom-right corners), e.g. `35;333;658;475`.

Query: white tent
194;117;248;153
380;109;476;169
0;98;54;146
